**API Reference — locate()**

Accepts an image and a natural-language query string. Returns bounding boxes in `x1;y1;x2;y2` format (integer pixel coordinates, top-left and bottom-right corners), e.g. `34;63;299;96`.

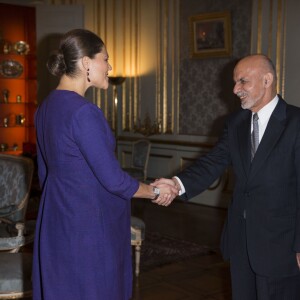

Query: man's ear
264;72;273;88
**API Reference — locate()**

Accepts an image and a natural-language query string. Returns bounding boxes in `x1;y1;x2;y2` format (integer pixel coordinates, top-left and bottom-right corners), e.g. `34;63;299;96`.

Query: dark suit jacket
177;96;300;277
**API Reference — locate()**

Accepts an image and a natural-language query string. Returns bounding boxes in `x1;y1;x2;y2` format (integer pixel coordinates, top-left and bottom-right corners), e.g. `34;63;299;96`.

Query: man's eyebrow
236;77;247;83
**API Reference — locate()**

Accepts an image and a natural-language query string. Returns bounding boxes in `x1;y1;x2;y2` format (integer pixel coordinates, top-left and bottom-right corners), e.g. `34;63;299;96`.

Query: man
153;54;300;299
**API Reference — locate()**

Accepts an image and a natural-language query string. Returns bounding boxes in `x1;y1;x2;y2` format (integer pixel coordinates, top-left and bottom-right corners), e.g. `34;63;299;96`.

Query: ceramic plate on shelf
14;41;30;55
0;60;23;78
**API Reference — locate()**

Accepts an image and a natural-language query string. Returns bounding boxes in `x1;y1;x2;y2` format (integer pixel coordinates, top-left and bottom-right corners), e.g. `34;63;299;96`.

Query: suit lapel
249;97;286;179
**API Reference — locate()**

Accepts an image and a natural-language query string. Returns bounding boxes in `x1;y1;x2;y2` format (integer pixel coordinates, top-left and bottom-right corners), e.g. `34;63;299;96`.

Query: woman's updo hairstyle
47;29;105;77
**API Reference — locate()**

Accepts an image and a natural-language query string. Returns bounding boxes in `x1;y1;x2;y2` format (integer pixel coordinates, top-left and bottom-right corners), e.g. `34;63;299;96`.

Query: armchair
0;153;35;299
122;139;151;182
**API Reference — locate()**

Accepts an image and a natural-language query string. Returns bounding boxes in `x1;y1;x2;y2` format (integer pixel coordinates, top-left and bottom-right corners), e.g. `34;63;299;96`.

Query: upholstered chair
0;154;35;299
123;139;151;182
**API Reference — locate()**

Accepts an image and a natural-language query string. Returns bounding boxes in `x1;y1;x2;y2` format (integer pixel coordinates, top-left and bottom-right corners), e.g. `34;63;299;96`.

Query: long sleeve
72;103;139;200
177;121;232;200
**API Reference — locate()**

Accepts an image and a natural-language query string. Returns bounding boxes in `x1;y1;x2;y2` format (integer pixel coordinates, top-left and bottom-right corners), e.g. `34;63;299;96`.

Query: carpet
139;231;216;271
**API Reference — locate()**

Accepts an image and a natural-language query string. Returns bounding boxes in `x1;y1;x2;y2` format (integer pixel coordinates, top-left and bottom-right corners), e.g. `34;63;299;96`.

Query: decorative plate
14;41;30;55
0;60;23;78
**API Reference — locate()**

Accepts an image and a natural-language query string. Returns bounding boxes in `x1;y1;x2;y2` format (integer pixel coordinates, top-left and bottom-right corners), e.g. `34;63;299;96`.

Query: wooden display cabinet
0;3;36;155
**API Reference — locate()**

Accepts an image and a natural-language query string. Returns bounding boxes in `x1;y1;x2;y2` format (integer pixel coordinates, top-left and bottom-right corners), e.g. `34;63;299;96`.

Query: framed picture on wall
189;11;232;59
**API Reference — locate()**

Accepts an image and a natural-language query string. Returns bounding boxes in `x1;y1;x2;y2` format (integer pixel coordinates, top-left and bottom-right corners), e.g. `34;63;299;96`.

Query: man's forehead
234;65;258;81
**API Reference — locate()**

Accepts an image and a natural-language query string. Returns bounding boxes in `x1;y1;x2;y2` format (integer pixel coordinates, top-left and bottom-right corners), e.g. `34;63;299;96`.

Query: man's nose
233;83;239;95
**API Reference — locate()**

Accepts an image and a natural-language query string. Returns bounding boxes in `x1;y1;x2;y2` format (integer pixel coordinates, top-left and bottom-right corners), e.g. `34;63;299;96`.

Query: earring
87;68;90;82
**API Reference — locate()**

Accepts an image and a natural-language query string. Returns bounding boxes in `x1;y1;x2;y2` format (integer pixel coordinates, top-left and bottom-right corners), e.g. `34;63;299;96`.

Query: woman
33;29;177;300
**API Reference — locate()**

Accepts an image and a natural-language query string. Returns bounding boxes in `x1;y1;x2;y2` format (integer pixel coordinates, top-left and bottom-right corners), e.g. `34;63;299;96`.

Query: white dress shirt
174;95;279;195
252;95;278;142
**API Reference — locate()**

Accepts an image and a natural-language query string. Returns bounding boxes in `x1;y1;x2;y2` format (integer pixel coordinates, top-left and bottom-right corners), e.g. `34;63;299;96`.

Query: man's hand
150;178;179;206
297;253;300;268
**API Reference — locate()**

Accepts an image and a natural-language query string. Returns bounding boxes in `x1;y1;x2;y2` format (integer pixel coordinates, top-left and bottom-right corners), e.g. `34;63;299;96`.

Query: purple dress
33;90;139;300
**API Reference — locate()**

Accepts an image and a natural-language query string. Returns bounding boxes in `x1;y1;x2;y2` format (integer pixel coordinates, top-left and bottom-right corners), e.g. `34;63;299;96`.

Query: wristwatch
153;187;160;200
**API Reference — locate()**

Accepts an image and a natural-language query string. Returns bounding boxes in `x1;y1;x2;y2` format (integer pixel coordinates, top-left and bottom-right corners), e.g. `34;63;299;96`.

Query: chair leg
135;244;141;276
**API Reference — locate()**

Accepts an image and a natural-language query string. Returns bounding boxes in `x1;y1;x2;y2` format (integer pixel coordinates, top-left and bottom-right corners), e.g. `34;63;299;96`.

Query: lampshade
109;76;126;86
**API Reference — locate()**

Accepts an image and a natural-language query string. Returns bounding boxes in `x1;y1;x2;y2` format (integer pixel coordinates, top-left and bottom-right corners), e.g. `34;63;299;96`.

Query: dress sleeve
72;103;139;200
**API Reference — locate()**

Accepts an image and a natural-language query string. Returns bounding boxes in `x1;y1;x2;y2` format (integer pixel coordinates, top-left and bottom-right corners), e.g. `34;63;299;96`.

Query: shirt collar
255;95;279;125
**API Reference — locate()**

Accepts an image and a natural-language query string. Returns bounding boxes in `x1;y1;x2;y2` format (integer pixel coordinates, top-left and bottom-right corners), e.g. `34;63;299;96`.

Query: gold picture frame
189;11;232;59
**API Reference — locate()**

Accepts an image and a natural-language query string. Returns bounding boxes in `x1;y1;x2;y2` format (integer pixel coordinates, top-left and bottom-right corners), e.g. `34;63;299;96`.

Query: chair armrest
0;217;13;225
15;222;25;237
0;221;35;252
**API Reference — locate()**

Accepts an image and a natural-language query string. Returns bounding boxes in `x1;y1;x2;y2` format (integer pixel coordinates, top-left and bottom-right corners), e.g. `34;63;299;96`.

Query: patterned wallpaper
179;0;252;136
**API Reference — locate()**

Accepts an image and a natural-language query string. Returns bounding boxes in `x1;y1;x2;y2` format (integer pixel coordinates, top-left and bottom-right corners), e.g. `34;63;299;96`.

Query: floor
130;198;232;300
20;197;231;300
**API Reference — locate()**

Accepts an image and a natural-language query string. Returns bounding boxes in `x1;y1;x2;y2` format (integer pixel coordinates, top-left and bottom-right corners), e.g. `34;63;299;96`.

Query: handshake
150;177;181;207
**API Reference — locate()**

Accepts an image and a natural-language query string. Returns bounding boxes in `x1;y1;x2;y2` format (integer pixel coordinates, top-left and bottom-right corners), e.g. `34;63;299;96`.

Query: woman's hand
150;178;179;206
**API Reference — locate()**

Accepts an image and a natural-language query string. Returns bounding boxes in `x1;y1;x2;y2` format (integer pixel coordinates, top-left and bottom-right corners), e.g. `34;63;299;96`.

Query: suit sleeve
177;121;232;200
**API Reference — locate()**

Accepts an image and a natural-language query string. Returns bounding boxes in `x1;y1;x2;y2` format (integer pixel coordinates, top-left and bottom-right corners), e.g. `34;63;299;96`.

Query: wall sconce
108;76;126;136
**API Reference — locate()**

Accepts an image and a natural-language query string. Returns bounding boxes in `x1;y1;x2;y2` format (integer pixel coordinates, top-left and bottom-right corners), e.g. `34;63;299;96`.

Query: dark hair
47;29;105;77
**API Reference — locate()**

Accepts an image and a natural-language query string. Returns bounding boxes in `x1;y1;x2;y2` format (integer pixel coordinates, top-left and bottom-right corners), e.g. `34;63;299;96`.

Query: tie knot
253;113;259;122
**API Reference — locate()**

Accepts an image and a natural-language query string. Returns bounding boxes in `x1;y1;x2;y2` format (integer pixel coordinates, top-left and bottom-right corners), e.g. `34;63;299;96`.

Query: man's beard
237;92;256;110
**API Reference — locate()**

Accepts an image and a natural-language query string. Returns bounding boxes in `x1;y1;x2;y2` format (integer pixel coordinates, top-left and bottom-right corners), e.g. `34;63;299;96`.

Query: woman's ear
81;56;90;70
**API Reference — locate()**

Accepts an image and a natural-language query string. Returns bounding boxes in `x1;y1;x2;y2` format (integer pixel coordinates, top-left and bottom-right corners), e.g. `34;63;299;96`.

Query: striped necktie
251;113;259;160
